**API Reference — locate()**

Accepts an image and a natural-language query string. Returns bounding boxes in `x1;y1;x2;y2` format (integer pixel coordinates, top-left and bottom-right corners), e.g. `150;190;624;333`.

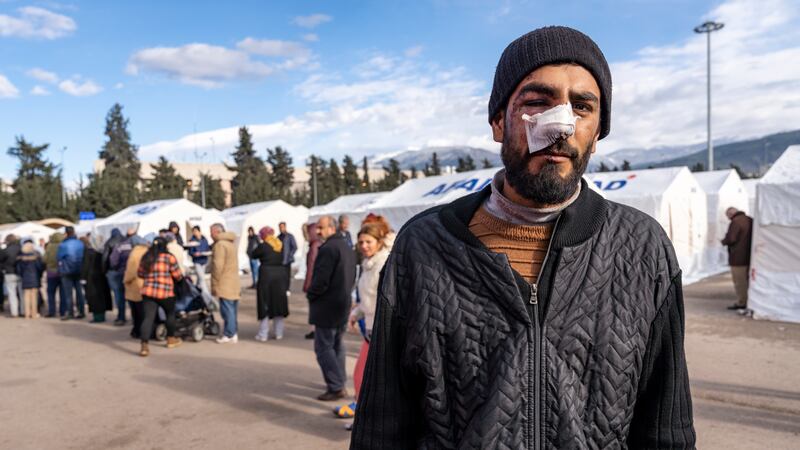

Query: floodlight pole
60;146;67;208
311;157;318;206
694;20;724;171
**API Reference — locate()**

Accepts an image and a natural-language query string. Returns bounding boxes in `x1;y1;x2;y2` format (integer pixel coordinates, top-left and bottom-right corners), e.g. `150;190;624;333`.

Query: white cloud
126;43;273;88
140;52;494;161
26;67;59;84
302;33;319;42
58;78;102;96
114;82;124;89
0;6;76;39
0;74;19;98
141;0;800;162
30;85;50;96
404;45;424;58
292;14;331;28
236;37;310;58
600;0;800;153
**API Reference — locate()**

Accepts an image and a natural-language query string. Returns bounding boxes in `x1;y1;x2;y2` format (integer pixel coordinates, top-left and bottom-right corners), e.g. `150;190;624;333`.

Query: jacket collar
439;178;608;250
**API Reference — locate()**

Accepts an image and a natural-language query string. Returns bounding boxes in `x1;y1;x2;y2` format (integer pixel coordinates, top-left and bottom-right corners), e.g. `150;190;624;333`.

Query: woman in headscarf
250;226;288;341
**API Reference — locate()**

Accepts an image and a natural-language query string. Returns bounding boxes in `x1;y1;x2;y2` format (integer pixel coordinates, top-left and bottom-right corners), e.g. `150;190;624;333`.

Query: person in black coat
81;237;113;323
307;216;357;401
250;227;289;341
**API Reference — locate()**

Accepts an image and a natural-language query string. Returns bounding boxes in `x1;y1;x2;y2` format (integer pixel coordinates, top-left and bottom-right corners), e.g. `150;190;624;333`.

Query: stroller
154;277;221;343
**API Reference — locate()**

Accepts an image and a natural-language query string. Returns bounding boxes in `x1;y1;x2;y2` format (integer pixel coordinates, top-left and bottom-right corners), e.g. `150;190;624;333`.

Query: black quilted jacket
351;181;695;449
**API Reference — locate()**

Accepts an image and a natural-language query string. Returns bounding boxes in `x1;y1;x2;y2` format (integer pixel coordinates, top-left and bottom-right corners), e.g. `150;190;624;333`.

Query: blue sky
1;0;799;186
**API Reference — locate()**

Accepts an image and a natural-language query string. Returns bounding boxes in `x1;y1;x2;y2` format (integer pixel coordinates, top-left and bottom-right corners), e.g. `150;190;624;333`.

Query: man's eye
573;103;591;112
523;100;547;107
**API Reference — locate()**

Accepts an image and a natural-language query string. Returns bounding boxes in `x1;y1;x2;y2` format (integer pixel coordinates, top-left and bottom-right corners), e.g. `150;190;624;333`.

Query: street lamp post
694;20;724;171
60;146;67;208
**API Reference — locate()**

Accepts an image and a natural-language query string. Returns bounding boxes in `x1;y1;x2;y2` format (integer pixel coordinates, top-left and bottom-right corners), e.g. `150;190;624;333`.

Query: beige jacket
211;231;240;300
123;245;148;302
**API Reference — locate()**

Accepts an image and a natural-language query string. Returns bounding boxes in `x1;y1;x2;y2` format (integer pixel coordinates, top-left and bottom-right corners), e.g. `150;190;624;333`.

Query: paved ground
1;273;799;449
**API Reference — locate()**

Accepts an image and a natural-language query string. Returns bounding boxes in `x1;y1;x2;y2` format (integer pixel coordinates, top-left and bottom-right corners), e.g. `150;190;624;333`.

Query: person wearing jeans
57;227;85;320
210;224;241;344
306;216;357;401
187;226;213;305
1;234;22;317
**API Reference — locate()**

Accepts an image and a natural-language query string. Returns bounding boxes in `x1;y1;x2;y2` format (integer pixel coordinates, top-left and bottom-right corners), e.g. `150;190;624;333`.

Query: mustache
527;140;579;159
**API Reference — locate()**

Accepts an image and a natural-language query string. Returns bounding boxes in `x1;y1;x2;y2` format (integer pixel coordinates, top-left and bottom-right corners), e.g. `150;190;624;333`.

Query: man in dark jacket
57;226;86;320
352;26;695;449
721;207;753;310
307;215;357;401
104;228;129;325
278;221;298;287
1;234;22;317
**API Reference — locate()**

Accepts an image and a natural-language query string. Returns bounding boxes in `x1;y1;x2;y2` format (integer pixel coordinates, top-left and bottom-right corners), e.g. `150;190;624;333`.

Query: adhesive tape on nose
521;103;579;154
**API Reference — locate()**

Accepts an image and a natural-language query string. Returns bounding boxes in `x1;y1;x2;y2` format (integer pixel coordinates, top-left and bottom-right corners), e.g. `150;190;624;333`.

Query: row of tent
1;146;797;323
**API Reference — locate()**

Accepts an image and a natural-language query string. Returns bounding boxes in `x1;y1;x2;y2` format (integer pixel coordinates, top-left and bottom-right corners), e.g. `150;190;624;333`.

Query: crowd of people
0;210;395;429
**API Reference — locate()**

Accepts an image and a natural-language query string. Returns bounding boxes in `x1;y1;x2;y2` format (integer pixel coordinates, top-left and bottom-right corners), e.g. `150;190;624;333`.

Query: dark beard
501;138;591;206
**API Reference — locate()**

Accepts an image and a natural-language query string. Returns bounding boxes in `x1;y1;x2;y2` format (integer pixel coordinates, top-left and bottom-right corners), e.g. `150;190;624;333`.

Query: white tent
368;168;499;232
748;146;800;323
741;178;759;216
221;200;309;272
0;222;56;247
694;170;750;275
94;199;225;244
308;192;387;232
584;167;708;284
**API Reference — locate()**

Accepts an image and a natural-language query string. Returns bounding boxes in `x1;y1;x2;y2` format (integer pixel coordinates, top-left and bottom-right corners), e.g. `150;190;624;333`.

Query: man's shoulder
605;201;669;240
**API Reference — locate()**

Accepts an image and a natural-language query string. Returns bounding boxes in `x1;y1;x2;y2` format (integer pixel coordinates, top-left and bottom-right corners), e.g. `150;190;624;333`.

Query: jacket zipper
529;216;560;450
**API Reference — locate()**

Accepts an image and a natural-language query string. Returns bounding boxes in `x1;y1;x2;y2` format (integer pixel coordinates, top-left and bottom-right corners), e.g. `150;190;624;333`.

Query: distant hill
647;129;800;174
370;146;502;170
591;143;710;171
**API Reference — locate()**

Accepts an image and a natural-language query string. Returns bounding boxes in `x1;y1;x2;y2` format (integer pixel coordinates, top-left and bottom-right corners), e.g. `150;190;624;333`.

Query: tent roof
222;200;285;218
583;166;688;198
694;169;738;193
370;168;498;208
311;192;386;215
103;198;203;222
761;145;800;185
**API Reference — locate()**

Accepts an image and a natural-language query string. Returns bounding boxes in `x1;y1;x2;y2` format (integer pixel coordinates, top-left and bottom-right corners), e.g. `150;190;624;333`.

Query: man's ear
491;111;505;143
590;132;599;154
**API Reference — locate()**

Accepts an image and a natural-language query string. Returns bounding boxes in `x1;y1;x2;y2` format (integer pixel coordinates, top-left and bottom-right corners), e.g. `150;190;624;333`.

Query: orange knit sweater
468;206;554;283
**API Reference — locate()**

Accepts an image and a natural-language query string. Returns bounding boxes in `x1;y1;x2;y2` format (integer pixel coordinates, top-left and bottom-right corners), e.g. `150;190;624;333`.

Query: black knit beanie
488;26;612;140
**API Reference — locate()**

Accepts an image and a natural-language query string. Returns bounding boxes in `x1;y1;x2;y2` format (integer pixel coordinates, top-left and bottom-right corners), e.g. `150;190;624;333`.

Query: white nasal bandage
521;103;579;153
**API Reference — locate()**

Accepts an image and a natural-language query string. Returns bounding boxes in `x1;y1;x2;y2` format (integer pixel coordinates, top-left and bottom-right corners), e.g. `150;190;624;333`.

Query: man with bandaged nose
352;26;695;449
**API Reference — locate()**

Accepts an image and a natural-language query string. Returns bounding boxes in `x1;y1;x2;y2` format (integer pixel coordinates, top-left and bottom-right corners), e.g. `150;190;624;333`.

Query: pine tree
360;156;371;192
84;103;142;216
482;158;494;169
621;160;632;171
456;155;476;173
342;155;360;194
430;152;442;176
597;162;611;172
191;171;226;210
376;159;407;191
227;126;271;206
690;162;705;172
267;145;294;202
410;166;418;179
7;136;67;221
306;155;328;206
328;158;343;199
423;163;431;176
145;156;186;200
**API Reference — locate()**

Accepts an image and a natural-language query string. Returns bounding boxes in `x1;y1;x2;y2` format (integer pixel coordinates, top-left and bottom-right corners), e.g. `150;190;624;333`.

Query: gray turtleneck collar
483;169;581;225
